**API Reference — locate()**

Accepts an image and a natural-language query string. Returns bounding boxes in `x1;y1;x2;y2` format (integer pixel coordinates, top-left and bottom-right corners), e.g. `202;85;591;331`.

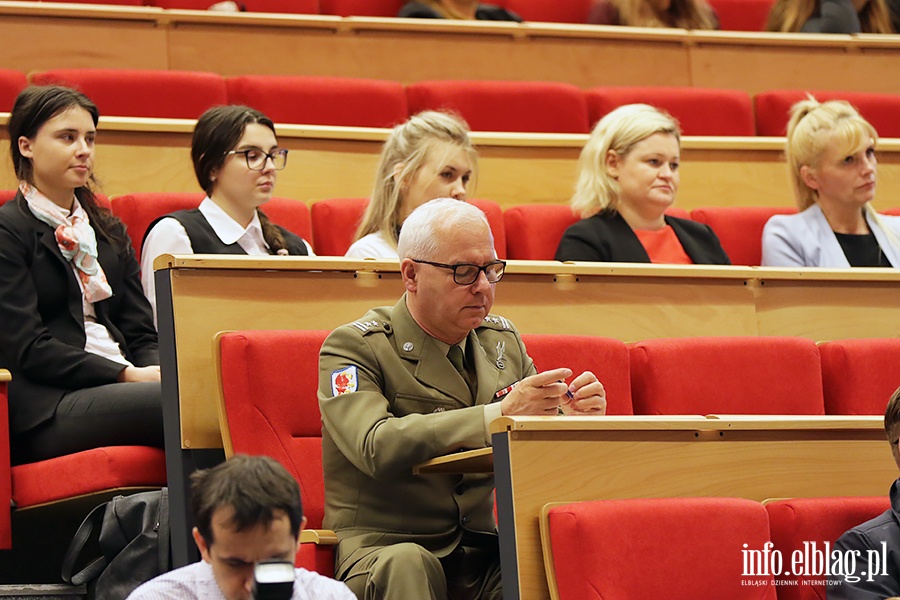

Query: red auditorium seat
405;80;590;133
629;336;825;415
319;0;403;16
499;0;591;23
586;86;756;135
690;205;797;266
150;0;317;12
706;0;774;30
226;75;408;128
310;197;507;258
819;338;900;415
1;370;166;552
29;69;227;119
543;497;776;600
217;329;334;574
755;90;900;137
0;70;27;113
521;334;632;414
503;204;579;260
765;496;891;600
503;204;691;260
38;0;143;5
111;192;311;258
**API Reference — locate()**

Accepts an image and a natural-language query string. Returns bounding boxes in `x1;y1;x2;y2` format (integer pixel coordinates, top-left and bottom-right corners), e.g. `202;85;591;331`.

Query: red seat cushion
629;336;825;415
30;69;227;119
319;0;403;15
406;80;590;133
503;204;579;260
707;0;774;30
226;75;408;128
11;446;166;508
500;0;591;22
522;334;632;414
819;338;900;415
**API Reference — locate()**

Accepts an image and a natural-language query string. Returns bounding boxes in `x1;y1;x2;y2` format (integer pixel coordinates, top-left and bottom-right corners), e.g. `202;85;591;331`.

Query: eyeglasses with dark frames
412;259;506;285
224;148;288;171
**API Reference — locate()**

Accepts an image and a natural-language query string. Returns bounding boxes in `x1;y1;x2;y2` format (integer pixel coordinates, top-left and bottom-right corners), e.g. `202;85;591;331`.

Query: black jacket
398;1;522;21
0;194;158;434
555;210;731;264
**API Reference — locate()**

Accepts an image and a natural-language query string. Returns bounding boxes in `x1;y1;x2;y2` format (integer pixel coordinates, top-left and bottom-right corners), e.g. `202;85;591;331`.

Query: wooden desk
154;256;900;565
419;416;897;600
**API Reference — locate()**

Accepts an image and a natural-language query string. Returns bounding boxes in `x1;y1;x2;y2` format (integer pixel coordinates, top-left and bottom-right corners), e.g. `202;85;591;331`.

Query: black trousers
11;380;163;465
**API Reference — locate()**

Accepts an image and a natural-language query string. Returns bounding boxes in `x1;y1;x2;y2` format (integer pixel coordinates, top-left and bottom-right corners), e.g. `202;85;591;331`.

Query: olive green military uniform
318;295;536;600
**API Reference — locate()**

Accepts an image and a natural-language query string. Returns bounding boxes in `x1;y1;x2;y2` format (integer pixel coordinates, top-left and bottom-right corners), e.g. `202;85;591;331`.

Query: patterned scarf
21;182;113;303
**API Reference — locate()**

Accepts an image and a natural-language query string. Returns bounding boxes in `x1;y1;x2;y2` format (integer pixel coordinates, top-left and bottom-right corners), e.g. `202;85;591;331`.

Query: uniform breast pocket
393;394;458;416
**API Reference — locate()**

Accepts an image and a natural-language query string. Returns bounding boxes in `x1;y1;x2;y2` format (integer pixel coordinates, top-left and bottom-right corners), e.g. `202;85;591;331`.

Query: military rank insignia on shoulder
348;320;388;335
480;315;512;331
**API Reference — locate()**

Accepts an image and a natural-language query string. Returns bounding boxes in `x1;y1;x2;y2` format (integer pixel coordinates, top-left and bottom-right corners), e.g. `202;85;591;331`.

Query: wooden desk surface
155;256;900;449
485;416;897;600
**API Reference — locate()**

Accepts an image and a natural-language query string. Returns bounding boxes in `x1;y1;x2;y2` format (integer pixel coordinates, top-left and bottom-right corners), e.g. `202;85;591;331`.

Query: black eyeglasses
225;148;288;171
412;259;506;285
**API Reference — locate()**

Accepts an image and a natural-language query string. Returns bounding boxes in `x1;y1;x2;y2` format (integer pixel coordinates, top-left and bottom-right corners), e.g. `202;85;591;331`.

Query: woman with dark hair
141;105;313;322
0;85;162;465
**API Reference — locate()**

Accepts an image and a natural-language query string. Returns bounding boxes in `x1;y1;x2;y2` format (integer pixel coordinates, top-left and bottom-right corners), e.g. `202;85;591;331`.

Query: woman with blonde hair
762;98;900;267
346;110;478;259
766;0;893;33
398;0;521;20
588;0;719;28
555;104;730;264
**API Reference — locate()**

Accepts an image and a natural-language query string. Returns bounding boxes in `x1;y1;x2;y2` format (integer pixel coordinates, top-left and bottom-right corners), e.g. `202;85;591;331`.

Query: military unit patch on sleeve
331;365;358;396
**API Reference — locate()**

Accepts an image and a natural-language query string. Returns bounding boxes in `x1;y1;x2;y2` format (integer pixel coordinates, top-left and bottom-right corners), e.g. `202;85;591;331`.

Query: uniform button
461;516;469;525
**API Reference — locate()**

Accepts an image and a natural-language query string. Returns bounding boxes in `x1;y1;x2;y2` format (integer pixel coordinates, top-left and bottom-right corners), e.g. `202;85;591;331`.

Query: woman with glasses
347;110;478;259
555;104;730;264
141;105;313;322
0;86;162;465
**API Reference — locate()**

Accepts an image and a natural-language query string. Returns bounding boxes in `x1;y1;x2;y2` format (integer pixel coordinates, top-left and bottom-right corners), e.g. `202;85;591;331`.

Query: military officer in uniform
318;198;607;600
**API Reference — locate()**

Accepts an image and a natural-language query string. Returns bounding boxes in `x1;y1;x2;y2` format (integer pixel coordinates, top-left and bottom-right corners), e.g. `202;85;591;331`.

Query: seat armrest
299;528;338;545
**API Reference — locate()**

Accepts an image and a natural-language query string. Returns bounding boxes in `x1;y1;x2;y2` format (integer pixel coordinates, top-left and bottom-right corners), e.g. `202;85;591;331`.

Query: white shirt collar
198;197;268;249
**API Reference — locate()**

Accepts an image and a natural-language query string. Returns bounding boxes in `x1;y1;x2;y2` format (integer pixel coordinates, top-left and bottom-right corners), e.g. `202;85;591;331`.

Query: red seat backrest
755;90;900;137
503;204;579;260
225;75;408;128
405;80;591;133
546;497;777;600
0;70;27;113
499;0;592;22
765;496;891;600
819;338;900;415
310;198;507;258
29;69;228;119
521;334;632;414
690;205;797;266
586;86;756;135
150;0;318;12
706;0;774;30
111;193;311;258
319;0;404;17
217;329;332;574
629;336;825;415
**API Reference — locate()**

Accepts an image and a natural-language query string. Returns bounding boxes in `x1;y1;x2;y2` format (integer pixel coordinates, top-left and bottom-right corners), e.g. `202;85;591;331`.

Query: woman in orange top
555;104;730;264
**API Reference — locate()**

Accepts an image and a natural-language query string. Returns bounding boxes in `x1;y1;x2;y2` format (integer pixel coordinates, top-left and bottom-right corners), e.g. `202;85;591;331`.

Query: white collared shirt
140;198;314;325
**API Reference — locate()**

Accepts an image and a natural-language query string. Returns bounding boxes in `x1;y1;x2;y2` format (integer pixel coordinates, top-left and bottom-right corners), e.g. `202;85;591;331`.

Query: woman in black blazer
0;86;162;465
555;104;730;265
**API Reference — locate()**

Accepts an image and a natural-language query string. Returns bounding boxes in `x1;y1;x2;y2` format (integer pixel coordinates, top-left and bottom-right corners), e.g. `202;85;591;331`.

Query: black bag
61;488;171;600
